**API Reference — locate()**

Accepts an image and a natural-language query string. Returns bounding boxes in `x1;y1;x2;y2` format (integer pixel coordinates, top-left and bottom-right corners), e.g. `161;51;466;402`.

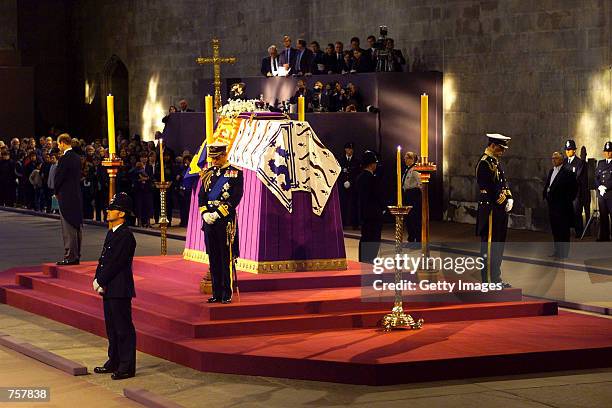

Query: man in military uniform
93;192;137;380
476;133;513;286
356;150;386;263
563;139;588;237
199;141;243;303
595;141;612;241
338;142;360;229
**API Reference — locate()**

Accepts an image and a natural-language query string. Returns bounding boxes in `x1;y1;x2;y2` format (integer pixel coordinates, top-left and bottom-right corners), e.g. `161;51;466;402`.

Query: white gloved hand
343;181;351;189
599;185;607;197
203;212;220;225
505;198;514;213
93;279;100;292
97;286;105;294
203;212;215;225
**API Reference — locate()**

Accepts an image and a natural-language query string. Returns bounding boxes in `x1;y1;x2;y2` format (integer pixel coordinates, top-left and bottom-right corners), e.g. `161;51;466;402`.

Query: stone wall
64;0;612;229
0;0;17;50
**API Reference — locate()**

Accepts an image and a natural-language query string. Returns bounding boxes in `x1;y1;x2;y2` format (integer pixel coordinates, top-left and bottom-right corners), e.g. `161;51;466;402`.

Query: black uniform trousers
572;193;589;236
103;298;136;374
479;206;508;283
204;220;233;299
599;194;612;241
339;187;359;228
359;220;383;264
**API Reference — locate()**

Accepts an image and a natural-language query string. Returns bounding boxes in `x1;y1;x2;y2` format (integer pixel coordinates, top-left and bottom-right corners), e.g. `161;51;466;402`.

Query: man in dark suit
54;133;83;265
338;142;360;229
93;192;137;380
357;150;386;263
178;99;194;112
279;35;297;74
544;151;578;259
261;45;280;77
294;39;313;76
309;41;326;75
332;41;348;74
563;139;588;237
595;141;612;241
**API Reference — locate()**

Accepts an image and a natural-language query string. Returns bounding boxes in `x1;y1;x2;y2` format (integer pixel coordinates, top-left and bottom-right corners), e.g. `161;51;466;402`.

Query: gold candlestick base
154;181;171;255
382;205;423;332
382;304;424;331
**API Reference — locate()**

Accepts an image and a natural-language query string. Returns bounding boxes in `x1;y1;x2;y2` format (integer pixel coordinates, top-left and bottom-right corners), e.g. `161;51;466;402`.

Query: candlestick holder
382;205;424;331
415;160;438;282
154;181;171;255
102;155;123;204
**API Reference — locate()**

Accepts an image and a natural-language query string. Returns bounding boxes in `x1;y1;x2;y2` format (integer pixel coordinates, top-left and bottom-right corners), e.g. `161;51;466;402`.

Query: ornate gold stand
382;205;424;331
154;181;171;255
102;156;123;208
415;160;438;282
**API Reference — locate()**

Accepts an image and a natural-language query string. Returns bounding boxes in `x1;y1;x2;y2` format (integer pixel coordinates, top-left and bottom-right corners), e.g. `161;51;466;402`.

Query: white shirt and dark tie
270;56;279;76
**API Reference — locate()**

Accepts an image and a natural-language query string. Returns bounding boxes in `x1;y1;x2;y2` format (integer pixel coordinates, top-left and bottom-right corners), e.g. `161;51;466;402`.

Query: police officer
563;139;588;237
595;141;612;241
199;141;243;303
356;150;386;263
338;142;360;229
476;133;513;286
93;192;137;380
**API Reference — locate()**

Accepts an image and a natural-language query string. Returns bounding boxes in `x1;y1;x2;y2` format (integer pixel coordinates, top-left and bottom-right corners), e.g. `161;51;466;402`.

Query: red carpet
1;255;611;385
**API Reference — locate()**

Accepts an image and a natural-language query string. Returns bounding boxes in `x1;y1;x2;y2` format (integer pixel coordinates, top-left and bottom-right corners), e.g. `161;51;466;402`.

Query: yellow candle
205;95;214;163
107;94;116;156
298;95;305;121
420;93;428;162
159;138;165;183
397;145;402;207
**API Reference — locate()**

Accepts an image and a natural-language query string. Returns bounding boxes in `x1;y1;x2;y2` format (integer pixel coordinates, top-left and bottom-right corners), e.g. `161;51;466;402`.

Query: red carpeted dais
1;256;611;385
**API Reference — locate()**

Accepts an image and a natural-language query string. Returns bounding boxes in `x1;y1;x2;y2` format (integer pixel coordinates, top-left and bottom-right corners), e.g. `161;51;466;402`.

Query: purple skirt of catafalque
184;169;347;273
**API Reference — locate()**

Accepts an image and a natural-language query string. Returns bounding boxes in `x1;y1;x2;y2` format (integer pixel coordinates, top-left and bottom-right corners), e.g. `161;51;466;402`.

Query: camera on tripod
373;25;388;50
373;25;393;72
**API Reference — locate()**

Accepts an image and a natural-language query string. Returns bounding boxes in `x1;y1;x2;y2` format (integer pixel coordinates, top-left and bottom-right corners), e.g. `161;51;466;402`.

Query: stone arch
102;55;130;139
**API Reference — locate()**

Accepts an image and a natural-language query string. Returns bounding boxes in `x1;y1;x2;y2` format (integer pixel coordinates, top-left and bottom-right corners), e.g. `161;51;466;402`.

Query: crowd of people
0;130;194;228
261;35;422;77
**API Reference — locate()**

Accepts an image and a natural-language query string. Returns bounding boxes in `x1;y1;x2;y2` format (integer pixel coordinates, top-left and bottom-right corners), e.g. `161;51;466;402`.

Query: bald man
543;151;578;259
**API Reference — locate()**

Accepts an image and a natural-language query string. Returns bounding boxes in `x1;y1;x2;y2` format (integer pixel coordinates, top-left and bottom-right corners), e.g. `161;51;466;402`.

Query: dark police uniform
356;150;386;263
338;142;360;229
93;193;137;379
476;134;513;284
563;139;588;236
595;141;612;241
198;143;243;303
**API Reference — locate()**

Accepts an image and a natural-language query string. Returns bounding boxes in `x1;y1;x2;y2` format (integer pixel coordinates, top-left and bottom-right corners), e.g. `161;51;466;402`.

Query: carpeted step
16;273;203;337
192;300;558;338
11;272;553;339
131;256;365;292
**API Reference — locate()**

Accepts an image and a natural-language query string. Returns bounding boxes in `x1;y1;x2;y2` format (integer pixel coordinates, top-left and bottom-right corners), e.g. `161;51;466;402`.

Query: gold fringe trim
182;248;347;274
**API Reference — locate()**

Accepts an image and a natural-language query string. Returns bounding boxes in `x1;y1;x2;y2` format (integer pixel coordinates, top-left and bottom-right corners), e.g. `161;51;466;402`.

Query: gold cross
196;39;237;110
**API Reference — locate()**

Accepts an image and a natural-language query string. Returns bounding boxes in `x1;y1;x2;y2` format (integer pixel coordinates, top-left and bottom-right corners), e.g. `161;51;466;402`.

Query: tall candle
205;95;214;163
159;138;165;183
298;95;305;121
397;145;402;207
420;93;428;162
107;94;116;156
